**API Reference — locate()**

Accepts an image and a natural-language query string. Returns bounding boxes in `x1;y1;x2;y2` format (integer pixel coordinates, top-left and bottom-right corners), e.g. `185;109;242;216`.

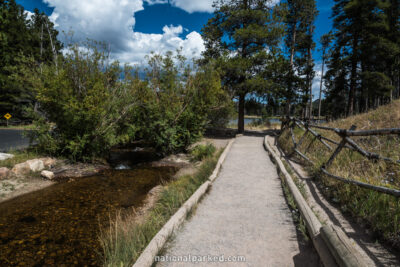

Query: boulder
0;153;14;161
26;159;45;172
0;167;10;180
41;170;55;180
39;157;57;168
11;162;30;176
11;159;45;175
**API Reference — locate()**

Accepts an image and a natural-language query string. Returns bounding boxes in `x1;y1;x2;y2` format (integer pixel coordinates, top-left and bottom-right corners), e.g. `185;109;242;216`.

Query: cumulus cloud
145;0;214;13
312;63;325;100
43;0;205;64
145;0;280;13
24;10;34;21
123;25;205;64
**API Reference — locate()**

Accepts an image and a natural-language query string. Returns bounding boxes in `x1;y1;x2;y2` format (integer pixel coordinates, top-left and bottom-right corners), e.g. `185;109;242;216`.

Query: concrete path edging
264;136;369;267
132;138;236;267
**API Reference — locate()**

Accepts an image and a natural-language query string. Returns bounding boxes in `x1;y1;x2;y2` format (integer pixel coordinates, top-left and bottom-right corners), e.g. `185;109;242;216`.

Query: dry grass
278;100;400;249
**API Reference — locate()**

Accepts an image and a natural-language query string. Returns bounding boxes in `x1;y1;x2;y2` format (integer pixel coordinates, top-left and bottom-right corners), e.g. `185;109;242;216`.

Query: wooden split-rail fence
280;118;400;197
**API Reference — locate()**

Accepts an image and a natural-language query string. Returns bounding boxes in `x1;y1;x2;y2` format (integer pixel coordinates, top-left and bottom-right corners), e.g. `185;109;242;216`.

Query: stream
0;148;177;266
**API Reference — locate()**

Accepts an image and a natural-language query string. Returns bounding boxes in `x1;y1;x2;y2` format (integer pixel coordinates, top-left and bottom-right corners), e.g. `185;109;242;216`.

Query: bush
125;52;233;155
29;41;137;161
29;46;233;161
190;143;216;161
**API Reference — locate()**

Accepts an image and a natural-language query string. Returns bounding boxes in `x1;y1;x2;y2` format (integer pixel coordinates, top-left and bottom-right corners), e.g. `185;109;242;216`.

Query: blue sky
18;0;335;98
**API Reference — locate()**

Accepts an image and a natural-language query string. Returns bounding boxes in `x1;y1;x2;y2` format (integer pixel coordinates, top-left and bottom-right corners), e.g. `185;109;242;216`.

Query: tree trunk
287;23;297;116
348;35;358;116
307;26;314;120
318;58;325;120
238;93;245;134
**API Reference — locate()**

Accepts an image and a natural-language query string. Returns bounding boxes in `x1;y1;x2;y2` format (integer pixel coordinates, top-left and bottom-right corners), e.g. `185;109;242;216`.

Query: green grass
278;172;310;242
190;143;216;161
278;100;400;249
98;149;222;267
0;124;35;130
0;149;44;169
281;160;308;200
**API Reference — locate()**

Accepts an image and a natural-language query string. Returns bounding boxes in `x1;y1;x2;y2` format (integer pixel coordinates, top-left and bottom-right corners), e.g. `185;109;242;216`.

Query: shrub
125;52;233;155
29;41;137;161
29;46;233;161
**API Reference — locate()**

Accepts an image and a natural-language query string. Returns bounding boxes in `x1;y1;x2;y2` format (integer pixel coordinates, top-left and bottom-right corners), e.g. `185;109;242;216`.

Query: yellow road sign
4;113;11;120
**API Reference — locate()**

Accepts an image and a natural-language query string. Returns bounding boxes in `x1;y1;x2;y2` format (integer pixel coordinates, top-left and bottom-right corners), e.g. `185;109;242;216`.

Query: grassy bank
0;149;44;169
278;100;400;249
0;124;34;130
99;149;223;266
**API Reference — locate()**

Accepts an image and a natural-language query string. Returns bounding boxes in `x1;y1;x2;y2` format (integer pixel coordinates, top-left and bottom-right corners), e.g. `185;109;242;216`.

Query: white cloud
145;0;280;13
145;0;214;13
24;10;34;21
123;25;205;64
312;63;325;100
44;0;205;64
170;0;214;13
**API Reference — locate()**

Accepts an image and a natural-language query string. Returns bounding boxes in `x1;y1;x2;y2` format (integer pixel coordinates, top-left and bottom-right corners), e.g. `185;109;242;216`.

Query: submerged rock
41;170;55;180
0;167;10;180
52;163;110;180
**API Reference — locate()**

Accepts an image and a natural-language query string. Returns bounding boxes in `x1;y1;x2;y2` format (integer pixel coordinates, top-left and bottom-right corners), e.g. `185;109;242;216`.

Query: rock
41;170;55;180
25;159;45;172
0;167;10;180
39;157;57;168
11;159;45;175
0;153;14;161
11;162;30;175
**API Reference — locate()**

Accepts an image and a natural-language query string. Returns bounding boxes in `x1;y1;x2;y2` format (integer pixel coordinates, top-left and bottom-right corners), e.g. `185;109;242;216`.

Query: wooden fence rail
280;118;400;198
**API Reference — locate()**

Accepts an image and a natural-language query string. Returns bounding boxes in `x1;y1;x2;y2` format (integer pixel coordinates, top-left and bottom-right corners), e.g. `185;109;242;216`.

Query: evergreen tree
0;0;31;118
201;0;283;133
318;33;332;119
282;0;317;117
28;8;62;68
0;1;61;119
325;0;398;117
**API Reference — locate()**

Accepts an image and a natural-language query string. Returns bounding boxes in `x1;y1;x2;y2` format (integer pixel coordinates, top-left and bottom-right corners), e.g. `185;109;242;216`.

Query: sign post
4;113;11;127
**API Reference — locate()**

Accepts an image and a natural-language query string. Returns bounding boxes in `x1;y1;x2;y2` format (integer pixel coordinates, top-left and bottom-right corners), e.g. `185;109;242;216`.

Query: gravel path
157;135;319;267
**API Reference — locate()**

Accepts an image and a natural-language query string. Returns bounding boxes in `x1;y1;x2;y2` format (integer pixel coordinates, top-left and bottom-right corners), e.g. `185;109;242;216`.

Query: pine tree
28;8;62;68
201;0;283;133
0;1;61;119
283;0;317;117
325;0;398;117
318;33;332;119
0;0;31;118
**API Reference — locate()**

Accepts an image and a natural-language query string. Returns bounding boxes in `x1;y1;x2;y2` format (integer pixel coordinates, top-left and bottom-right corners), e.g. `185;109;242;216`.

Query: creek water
0;149;177;266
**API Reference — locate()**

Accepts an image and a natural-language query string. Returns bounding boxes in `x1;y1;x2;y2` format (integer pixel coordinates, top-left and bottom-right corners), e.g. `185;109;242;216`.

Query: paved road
0;129;31;152
157;135;319;267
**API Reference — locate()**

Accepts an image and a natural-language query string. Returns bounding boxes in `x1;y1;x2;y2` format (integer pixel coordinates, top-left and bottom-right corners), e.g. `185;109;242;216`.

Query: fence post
324;125;356;168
